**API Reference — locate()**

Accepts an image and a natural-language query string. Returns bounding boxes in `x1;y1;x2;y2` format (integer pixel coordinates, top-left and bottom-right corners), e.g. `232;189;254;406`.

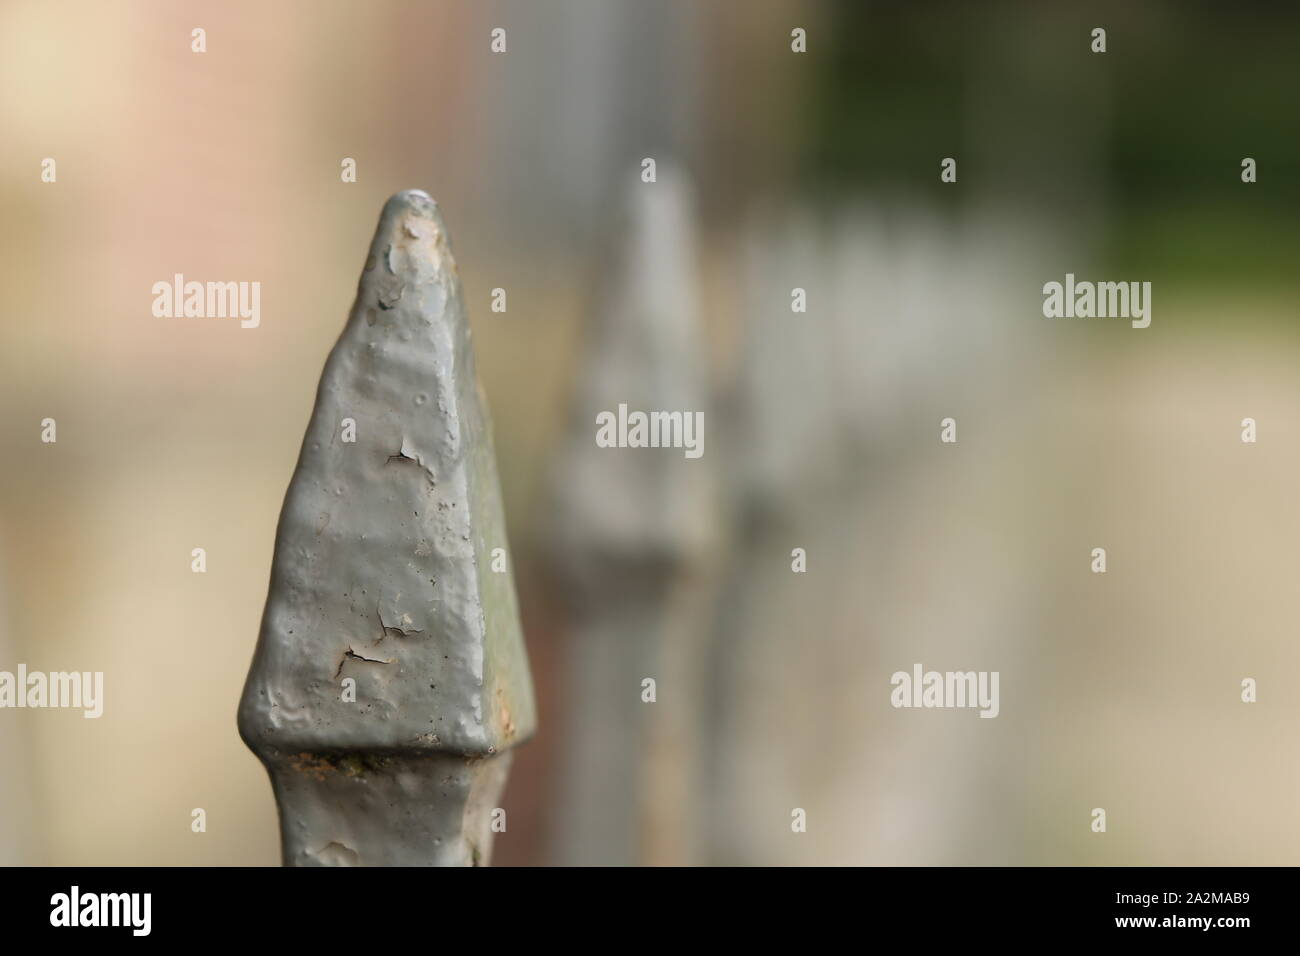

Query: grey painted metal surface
239;190;536;866
548;168;715;864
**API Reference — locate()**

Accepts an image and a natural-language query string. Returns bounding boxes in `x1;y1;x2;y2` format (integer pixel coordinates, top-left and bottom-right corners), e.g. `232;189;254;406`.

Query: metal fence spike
238;190;536;867
547;167;715;864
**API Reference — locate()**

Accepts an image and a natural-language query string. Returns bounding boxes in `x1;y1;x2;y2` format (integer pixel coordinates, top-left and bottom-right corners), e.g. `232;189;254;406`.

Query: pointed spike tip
239;191;535;760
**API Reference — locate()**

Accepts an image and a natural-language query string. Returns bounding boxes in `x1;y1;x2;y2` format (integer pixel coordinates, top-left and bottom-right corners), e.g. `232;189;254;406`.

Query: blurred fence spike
548;166;715;865
238;190;536;867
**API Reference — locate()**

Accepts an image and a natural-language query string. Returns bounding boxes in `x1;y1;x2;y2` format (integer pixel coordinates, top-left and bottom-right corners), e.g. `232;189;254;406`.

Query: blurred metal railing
547;168;717;865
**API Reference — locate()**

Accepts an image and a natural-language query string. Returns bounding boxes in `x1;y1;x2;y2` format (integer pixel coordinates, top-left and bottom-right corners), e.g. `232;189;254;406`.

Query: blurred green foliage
800;0;1298;292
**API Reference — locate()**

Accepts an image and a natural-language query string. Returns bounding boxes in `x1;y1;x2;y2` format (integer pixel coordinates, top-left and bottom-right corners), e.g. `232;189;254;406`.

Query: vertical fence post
548;168;715;865
699;208;836;863
238;190;536;866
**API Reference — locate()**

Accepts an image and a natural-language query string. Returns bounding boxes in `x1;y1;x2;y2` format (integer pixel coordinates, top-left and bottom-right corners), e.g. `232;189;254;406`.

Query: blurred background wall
0;0;1297;865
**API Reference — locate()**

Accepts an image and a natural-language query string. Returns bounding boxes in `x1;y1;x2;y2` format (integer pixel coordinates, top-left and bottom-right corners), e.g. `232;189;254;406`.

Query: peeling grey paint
239;190;535;866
